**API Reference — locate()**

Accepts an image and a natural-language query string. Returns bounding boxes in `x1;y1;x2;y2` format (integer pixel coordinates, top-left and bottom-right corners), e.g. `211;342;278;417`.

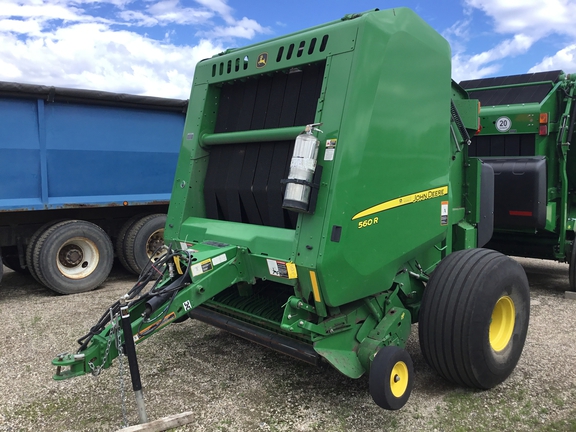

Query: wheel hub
56;237;99;279
59;245;83;268
389;361;408;397
146;229;165;261
489;295;515;352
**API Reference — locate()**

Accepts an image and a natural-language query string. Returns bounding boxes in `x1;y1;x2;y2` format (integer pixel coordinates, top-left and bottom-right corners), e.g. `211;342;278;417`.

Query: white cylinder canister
282;124;322;212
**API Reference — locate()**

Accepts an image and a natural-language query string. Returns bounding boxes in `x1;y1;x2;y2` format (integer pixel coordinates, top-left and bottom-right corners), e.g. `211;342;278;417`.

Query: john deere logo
256;53;268;68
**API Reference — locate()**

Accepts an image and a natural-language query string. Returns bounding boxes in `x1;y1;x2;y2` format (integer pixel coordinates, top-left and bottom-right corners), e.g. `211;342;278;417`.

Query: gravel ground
0;257;575;432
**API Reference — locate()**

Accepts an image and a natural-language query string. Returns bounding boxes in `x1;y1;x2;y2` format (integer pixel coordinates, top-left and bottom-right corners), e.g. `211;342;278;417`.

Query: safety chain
115;314;129;428
87;308;116;376
85;307;129;428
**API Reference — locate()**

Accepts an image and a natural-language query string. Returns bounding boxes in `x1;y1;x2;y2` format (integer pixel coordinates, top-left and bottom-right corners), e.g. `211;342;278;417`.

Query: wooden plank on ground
117;411;195;432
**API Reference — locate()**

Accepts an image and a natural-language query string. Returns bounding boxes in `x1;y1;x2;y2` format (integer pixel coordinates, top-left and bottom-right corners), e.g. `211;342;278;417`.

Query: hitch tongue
52;352;87;380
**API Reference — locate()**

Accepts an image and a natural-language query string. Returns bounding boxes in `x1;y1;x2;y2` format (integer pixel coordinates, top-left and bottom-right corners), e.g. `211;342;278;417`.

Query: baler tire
32;220;114;294
369;346;413;410
123;214;167;275
26;220;63;285
115;214;147;274
418;248;530;389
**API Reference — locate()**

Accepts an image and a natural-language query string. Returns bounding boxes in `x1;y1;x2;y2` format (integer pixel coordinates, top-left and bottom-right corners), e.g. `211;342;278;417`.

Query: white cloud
0;18;43;35
0;0;268;98
194;0;234;24
117;10;159;27
442;18;471;56
201;17;271;40
529;44;576;73
146;0;214;26
465;0;576;37
453;0;576;80
452;33;535;82
0;23;223;98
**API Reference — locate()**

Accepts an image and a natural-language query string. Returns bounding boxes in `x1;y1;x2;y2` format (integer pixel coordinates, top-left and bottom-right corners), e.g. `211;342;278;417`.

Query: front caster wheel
369;346;414;410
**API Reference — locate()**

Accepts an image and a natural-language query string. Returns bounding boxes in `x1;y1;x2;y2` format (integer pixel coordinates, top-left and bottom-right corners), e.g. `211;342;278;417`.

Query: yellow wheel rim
489;295;515;352
389;361;409;398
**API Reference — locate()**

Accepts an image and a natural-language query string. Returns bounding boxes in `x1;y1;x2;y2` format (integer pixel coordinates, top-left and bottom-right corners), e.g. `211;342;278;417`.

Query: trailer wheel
31;220;114;294
115;214;146;274
123;214;167;275
369;346;413;410
418;248;530;389
26;220;63;284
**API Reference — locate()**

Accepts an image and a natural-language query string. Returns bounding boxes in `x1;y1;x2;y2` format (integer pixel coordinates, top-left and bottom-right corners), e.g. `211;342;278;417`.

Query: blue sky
1;0;575;99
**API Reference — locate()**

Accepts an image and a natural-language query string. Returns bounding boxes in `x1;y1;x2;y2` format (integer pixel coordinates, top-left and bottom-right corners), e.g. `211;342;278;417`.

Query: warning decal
266;259;298;279
441;201;449;225
191;258;213;277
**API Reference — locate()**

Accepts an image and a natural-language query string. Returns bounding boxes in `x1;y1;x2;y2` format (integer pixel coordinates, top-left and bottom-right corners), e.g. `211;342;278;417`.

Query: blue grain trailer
0;81;187;293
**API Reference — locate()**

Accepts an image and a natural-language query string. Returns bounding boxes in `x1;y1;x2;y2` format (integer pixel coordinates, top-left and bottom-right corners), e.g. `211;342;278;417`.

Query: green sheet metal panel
166;8;457;307
304;9;453;306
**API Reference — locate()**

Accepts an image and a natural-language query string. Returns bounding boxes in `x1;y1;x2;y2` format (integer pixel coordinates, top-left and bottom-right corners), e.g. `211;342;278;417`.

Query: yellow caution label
352;186;448;220
286;262;298;279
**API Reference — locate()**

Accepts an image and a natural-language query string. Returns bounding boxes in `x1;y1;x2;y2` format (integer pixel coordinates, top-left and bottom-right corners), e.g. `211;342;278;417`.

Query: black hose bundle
76;245;192;351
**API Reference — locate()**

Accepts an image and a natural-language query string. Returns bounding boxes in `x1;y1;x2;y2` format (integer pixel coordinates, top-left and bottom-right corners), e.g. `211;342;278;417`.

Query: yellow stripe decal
309;270;321;303
352;186;448;220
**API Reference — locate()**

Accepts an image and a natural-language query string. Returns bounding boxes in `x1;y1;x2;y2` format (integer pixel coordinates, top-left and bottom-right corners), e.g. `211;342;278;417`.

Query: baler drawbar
53;7;530;413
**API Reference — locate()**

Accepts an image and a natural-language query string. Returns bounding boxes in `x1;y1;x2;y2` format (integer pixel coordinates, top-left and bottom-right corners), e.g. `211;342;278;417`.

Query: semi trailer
460;71;576;290
53;7;530;413
0;82;187;293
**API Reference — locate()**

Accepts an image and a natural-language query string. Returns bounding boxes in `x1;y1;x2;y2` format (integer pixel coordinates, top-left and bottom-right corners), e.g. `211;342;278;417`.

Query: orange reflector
509;210;533;217
539;125;548;136
475;119;482;135
539;112;548;124
309;270;321;303
123;201;128;206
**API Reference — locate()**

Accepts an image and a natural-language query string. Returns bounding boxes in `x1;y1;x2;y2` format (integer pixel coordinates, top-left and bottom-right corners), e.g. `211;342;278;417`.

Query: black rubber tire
0;254;3;284
115;213;147;274
418;248;530;389
26;220;63;284
369;346;414;410
0;246;28;274
32;220;114;294
569;240;576;292
123;214;167;275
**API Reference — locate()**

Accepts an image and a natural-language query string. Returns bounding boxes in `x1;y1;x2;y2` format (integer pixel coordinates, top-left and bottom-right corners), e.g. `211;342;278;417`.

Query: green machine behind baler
53;8;530;412
460;71;576;289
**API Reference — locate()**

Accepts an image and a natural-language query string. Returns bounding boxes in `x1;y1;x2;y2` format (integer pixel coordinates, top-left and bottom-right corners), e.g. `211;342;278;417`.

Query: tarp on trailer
0;81;188;113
